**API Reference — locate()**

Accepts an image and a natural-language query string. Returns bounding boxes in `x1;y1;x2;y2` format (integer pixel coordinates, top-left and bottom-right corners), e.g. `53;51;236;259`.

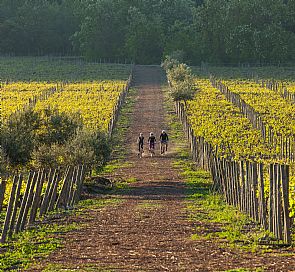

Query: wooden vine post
175;91;293;244
1;175;18;243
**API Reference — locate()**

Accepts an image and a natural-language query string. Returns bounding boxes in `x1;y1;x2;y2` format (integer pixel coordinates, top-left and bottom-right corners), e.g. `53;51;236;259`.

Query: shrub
0;147;6;176
68;129;110;167
32;144;67;169
167;63;193;85
1;107;83;167
161;55;179;72
1;108;40;166
162;56;195;102
170;80;195;101
36;107;83;146
33;129;111;169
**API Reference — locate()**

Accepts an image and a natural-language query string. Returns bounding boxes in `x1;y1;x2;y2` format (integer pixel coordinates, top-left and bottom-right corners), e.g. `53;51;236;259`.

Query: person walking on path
160;130;169;154
137;133;144;158
148;132;156;157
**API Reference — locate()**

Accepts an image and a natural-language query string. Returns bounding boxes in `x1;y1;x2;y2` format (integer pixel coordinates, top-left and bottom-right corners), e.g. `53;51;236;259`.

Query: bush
32;144;67;169
0;147;6;176
167;63;193;85
161;55;179;72
162;56;195;102
2;106;109;169
36;107;83;146
1;108;40;166
33;129;111;169
1;107;83;167
66;129;111;169
170;80;195;101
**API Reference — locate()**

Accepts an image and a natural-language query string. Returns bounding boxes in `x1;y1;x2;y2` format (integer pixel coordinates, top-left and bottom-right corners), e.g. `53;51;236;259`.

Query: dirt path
30;66;295;271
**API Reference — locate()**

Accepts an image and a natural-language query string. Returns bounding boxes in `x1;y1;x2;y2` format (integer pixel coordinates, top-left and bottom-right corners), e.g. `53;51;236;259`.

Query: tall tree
125;7;164;64
0;0;295;64
72;0;128;60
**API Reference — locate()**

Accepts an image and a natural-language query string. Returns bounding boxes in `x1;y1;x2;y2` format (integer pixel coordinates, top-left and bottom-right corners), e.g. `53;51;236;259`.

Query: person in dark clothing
148;132;156;157
137;133;144;158
160;130;169;154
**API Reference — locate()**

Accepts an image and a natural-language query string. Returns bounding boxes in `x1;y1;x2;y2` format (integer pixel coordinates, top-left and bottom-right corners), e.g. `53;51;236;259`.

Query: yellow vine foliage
1;82;56;120
222;80;295;137
284;82;295;94
218;79;295;216
34;81;126;132
2;80;127;133
186;78;272;161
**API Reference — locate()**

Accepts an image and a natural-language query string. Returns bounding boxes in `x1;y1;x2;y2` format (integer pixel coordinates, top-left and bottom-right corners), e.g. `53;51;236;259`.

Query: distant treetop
0;0;294;65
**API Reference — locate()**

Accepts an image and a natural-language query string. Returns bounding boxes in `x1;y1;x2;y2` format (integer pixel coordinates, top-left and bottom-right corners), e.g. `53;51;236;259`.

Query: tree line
1;0;295;64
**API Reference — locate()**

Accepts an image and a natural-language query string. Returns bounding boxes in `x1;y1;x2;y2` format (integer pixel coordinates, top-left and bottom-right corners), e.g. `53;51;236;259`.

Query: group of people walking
137;130;169;157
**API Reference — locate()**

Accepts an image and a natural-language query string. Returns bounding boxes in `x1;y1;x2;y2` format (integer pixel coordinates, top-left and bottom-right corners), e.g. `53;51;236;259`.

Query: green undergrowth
101;161;133;174
136;200;162;211
77;198;121;212
162;85;269;253
98;87;139;190
108;88;137;162
221;269;265;272
0;197;119;271
114;177;137;191
43;263;115;272
97;88;136;176
182;162;267;251
0;223;76;271
174;149;262;250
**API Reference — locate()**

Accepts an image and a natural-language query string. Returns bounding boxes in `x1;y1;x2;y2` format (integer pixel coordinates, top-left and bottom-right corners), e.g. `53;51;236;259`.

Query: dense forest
1;0;295;64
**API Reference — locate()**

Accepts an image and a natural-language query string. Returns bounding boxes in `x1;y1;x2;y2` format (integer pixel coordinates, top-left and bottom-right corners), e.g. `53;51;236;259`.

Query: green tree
72;0;128;60
1;0;295;64
1;109;40;166
125;7;164;64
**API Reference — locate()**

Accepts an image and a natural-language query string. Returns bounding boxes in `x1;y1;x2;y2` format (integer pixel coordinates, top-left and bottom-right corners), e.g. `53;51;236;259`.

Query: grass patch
0;223;77;271
126;177;137;183
43;263;115;272
97;87;137;175
177;140;268;251
221;269;265;272
186;172;260;248
0;198;120;271
100;161;133;174
136;200;161;210
191;232;206;241
77;198;121;211
108;88;137;162
114;177;137;191
99;87;138;191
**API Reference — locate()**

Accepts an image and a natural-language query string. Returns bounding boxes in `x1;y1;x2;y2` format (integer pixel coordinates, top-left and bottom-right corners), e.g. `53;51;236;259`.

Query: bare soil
28;66;295;272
